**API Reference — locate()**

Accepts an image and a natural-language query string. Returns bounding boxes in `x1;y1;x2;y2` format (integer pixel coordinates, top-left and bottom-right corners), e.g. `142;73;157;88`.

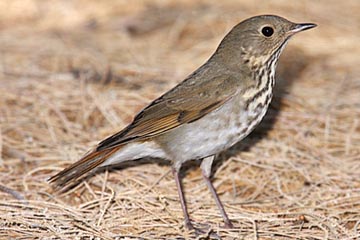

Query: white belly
156;93;270;166
102;90;272;168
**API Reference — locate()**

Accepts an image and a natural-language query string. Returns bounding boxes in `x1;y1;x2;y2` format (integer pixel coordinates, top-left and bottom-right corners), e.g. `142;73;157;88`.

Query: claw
223;221;234;229
184;219;194;230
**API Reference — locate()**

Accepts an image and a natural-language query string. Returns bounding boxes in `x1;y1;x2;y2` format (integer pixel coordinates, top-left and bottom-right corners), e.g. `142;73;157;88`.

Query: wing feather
97;74;240;150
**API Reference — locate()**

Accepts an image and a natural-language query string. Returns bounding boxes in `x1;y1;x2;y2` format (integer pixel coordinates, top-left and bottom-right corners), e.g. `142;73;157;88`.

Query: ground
0;0;359;239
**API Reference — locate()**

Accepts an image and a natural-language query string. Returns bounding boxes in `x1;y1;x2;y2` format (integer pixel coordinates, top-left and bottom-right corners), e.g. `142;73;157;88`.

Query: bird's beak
289;23;317;35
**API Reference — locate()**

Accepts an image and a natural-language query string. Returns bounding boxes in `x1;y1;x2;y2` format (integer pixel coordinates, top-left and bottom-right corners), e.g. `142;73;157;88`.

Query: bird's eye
261;26;274;37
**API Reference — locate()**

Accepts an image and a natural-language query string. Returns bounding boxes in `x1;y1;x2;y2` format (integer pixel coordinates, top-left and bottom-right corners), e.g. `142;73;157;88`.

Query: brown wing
49;74;241;188
96;74;241;150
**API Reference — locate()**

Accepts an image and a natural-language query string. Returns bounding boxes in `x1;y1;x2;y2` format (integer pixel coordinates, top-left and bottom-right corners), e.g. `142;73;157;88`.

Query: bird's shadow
59;47;312;193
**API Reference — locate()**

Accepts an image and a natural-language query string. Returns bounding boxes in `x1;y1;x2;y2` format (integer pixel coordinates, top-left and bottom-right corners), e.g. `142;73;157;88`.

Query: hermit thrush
50;15;316;230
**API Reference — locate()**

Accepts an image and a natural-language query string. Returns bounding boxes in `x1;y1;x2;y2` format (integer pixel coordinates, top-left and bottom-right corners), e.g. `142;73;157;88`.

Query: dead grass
0;0;359;239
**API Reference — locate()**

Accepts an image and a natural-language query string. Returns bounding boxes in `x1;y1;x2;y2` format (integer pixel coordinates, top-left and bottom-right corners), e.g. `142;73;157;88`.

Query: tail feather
49;147;120;188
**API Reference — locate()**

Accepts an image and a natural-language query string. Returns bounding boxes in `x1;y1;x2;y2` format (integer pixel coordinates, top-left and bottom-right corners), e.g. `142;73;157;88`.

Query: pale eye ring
261;26;274;37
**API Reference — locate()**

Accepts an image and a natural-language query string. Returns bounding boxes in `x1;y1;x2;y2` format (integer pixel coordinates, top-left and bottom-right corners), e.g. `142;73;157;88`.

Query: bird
49;15;316;230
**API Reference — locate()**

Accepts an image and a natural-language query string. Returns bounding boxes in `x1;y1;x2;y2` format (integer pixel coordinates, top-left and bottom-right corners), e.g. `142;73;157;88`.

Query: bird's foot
185;221;221;240
184;219;195;231
223;220;234;229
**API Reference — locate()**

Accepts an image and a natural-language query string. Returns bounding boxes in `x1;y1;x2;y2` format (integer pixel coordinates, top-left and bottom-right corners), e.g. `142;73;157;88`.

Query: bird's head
214;15;316;70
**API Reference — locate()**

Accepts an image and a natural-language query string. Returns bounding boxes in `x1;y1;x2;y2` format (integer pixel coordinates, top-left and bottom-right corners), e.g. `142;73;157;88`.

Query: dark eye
261;26;274;37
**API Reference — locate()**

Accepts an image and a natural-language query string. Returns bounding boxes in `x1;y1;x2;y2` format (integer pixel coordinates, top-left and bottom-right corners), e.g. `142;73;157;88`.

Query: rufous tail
49;147;120;189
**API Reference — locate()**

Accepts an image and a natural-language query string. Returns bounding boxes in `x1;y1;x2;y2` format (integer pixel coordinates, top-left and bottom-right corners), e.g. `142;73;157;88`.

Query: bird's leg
172;166;194;230
201;156;234;228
